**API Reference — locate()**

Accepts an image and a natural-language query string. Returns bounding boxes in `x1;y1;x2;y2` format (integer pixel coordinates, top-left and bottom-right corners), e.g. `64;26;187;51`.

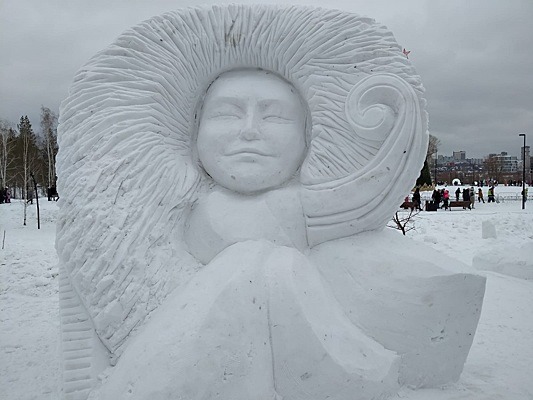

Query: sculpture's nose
239;114;261;141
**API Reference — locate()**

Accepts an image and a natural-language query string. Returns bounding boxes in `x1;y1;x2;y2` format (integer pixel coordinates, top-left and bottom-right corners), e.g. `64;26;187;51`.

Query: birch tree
0;119;16;188
40;106;58;188
17;116;38;225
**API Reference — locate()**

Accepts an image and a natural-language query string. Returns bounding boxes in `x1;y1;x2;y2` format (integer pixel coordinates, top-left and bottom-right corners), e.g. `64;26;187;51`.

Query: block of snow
312;230;486;388
482;220;497;239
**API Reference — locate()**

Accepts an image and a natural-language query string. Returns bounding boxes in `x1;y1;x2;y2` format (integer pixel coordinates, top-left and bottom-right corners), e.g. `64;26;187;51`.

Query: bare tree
18;116;38;225
0;119;16;187
388;208;420;235
40;106;58;188
484;155;503;183
427;134;440;183
427;134;440;162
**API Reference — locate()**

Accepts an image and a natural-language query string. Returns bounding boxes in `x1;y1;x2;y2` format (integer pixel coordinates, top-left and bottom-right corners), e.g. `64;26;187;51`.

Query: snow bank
473;241;533;280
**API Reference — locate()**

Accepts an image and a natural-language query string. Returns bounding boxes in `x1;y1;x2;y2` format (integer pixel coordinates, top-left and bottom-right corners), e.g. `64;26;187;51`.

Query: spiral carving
345;74;415;143
301;73;427;245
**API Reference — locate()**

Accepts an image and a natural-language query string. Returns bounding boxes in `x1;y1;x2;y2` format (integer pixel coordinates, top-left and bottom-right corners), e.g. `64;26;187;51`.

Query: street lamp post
519;133;526;209
434;151;438;186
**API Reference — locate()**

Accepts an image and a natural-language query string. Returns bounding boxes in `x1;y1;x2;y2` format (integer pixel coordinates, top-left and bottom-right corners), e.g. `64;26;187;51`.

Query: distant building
488;152;518;173
453;151;466;161
435;150;528;185
437;154;454;164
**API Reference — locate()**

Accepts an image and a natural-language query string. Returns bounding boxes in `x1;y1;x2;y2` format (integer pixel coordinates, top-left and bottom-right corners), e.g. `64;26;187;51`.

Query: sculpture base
312;229;486;388
85;232;485;399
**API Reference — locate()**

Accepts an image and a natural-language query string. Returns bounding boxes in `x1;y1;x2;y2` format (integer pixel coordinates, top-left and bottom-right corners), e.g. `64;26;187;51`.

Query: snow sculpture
56;4;485;399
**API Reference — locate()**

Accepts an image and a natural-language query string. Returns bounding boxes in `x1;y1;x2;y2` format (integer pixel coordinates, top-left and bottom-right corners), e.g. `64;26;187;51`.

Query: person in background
487;186;495;203
51;185;59;201
432;189;441;208
26;188;33;204
462;188;471;209
455;187;461;201
477;187;485;203
442;188;450;210
469;187;475;209
412;187;422;211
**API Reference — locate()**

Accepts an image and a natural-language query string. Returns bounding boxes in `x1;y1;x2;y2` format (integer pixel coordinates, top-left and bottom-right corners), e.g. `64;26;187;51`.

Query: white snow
0;199;61;400
1;185;532;399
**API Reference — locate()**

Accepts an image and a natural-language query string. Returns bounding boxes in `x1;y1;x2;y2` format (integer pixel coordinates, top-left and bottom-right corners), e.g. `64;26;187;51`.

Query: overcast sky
1;0;532;158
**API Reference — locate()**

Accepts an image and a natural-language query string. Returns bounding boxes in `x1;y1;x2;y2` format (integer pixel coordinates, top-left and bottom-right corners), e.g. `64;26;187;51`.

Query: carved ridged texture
59;265;98;399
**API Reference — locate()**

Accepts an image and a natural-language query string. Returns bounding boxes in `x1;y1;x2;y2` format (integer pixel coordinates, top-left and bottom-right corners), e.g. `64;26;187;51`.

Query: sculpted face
196;69;307;194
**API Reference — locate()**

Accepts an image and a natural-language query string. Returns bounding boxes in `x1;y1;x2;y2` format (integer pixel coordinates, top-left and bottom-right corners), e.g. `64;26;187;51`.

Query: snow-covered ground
1;186;532;400
0;199;61;400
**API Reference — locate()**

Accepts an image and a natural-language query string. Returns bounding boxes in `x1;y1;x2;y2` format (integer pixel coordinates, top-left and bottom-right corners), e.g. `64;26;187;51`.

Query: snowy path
0;200;60;400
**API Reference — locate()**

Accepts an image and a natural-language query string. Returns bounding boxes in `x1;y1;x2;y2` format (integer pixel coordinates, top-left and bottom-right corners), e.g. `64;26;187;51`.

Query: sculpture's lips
225;148;272;157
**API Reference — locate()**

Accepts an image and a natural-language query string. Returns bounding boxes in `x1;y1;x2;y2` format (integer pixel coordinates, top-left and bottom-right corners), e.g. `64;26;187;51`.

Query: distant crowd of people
0;187;11;203
409;186;498;211
0;186;59;204
431;186;496;210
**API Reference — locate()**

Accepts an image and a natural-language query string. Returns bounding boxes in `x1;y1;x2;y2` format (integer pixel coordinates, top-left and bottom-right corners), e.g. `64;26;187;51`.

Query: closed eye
263;115;293;123
208;112;241;120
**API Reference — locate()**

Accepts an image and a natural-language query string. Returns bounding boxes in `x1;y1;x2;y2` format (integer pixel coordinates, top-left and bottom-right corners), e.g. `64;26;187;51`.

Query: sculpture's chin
201;161;298;195
217;181;276;195
210;175;293;195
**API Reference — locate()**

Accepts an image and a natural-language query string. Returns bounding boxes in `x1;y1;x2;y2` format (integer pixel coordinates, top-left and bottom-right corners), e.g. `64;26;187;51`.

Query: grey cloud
1;0;531;158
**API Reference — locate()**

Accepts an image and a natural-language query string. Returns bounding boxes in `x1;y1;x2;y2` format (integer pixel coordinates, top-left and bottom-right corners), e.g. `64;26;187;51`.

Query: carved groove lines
59;267;95;399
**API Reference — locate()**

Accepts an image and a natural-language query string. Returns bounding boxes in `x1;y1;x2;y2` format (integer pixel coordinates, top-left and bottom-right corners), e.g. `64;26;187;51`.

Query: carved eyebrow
257;99;297;114
258;99;285;108
208;96;245;111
